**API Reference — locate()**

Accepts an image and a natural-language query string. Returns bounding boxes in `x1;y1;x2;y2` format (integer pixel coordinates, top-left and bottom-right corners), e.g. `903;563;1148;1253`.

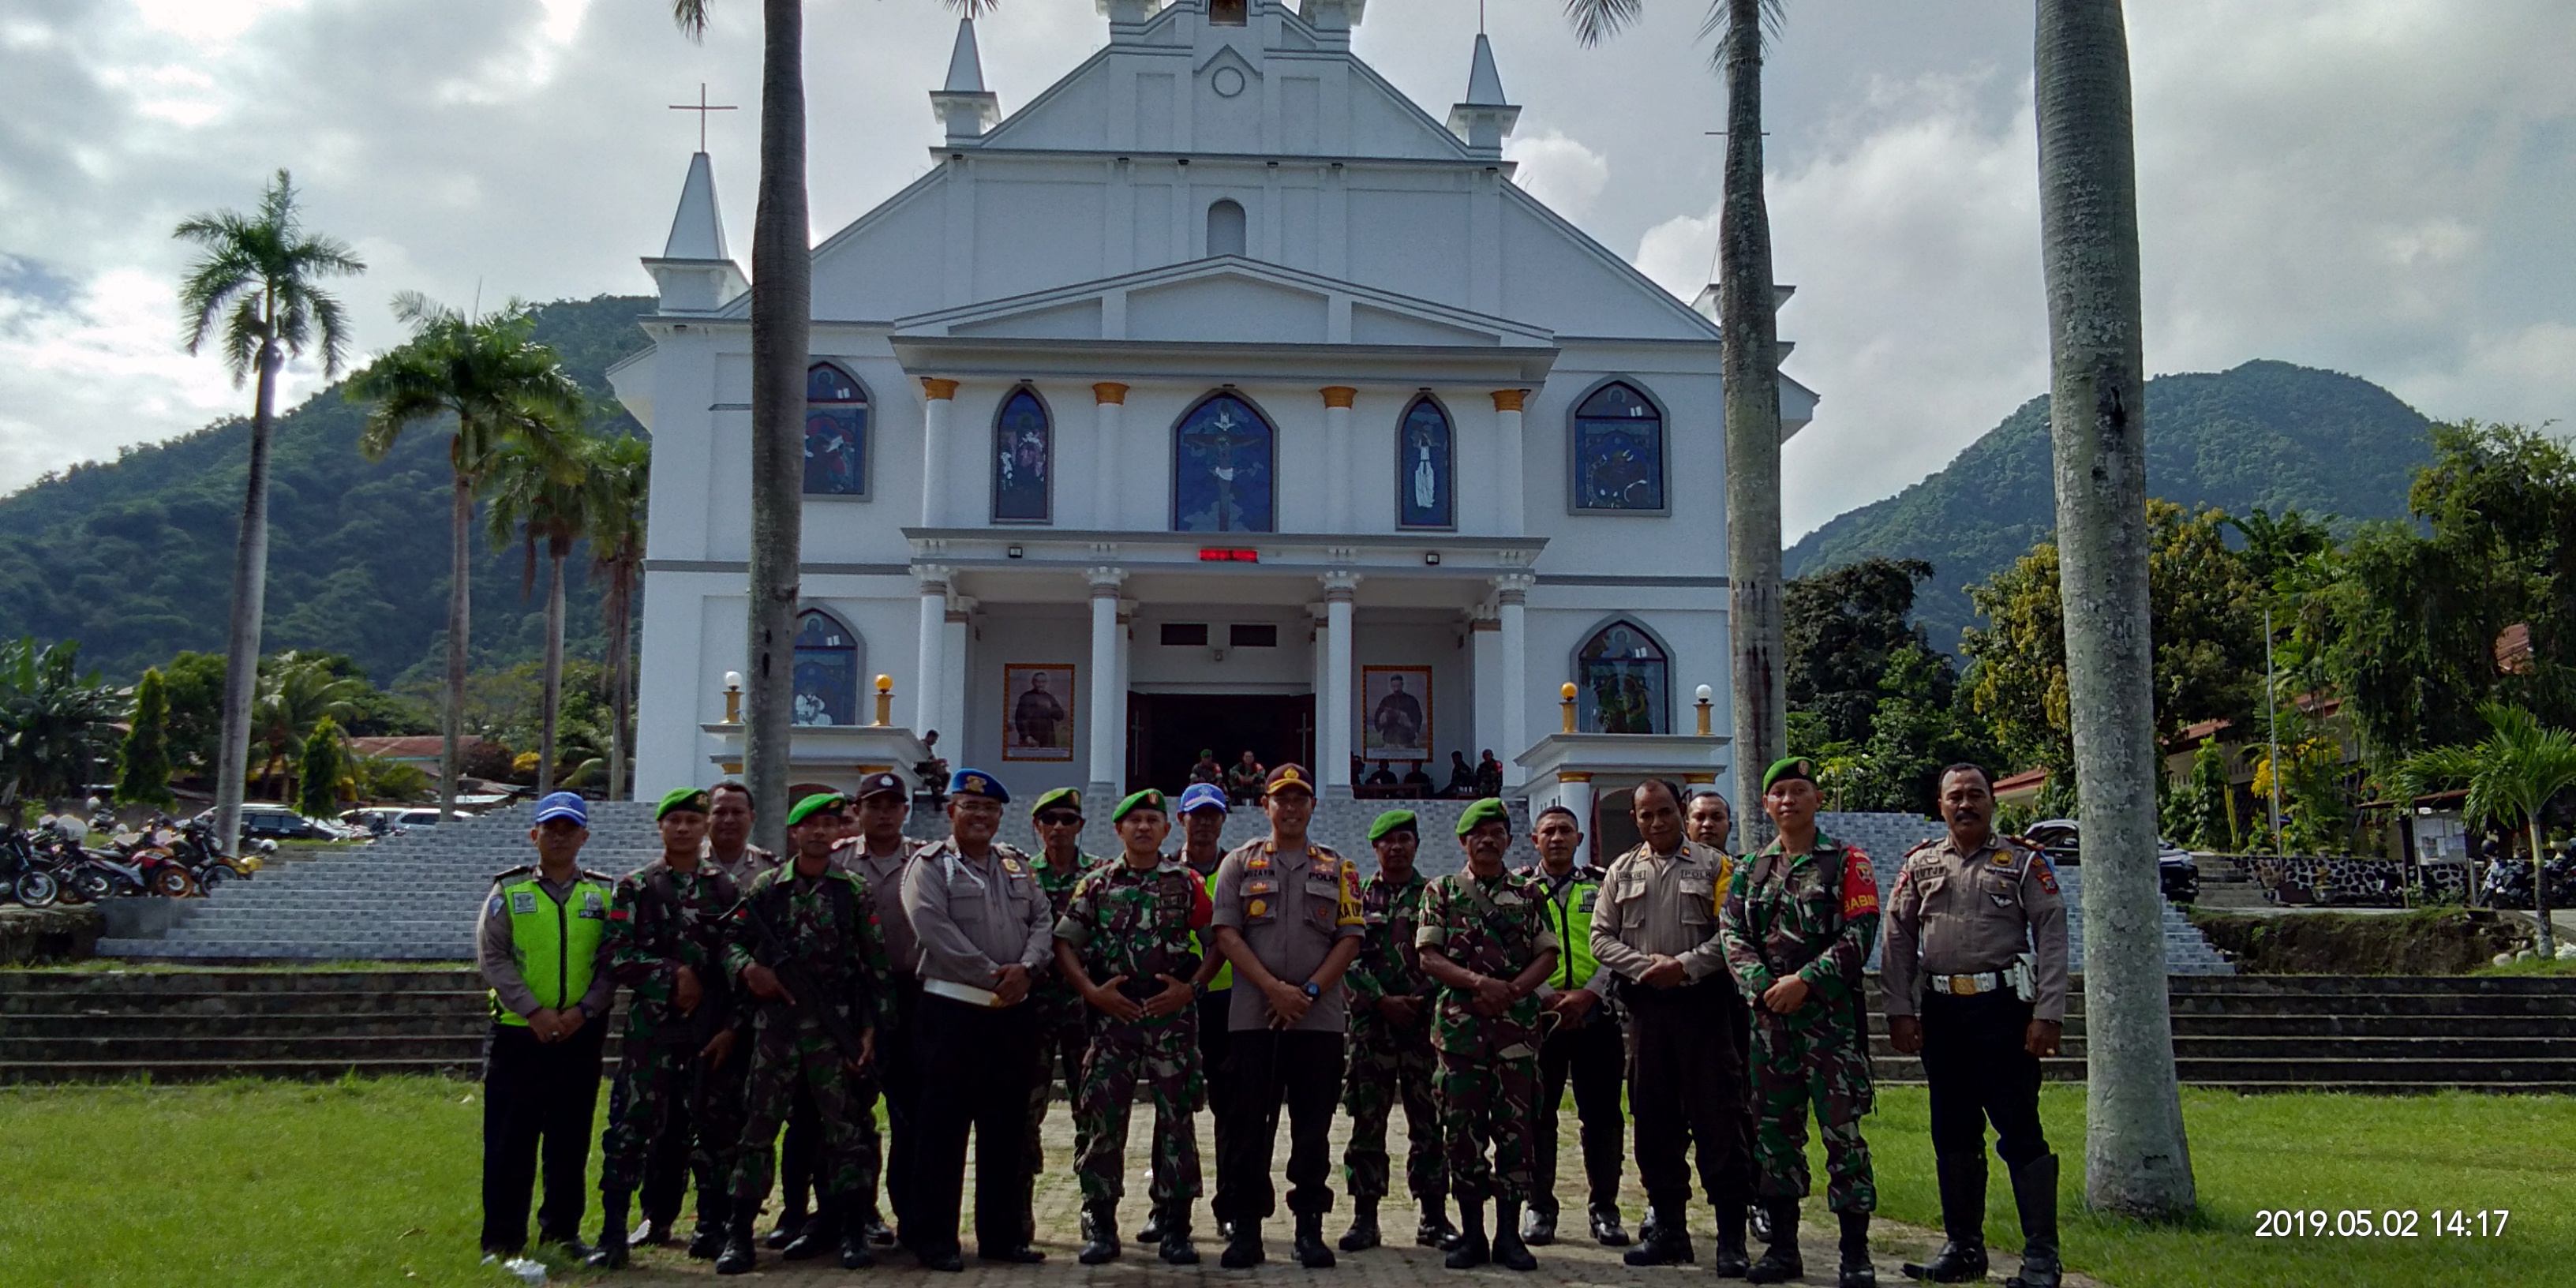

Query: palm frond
671;0;709;39
1563;0;1646;47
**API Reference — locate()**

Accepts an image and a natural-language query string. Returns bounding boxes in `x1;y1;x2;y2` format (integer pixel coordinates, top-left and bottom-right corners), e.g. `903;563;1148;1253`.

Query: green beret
655;787;711;821
1762;757;1819;793
1031;787;1084;818
1455;797;1512;837
1367;810;1419;843
784;792;846;828
1111;789;1167;823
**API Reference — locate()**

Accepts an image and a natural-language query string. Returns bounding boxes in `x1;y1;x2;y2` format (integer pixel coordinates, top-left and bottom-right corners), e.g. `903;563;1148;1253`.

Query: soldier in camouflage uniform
1720;758;1882;1288
1335;809;1456;1255
1415;796;1559;1273
1017;787;1101;1245
1053;789;1219;1265
589;788;744;1269
713;793;896;1277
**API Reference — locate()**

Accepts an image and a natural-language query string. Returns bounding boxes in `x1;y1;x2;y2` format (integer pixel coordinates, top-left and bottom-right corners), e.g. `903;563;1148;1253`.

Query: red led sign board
1196;548;1260;563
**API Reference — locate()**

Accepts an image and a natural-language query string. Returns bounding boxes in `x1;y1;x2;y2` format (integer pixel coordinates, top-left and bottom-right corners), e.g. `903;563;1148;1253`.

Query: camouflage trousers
599;1034;747;1200
1341;1018;1445;1201
1019;1000;1089;1234
728;1010;878;1211
1751;1010;1876;1213
1434;1019;1540;1204
1073;1014;1204;1205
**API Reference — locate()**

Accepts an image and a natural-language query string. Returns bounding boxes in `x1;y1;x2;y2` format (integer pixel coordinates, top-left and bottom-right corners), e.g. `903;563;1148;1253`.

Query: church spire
931;17;1002;141
662;151;728;261
1447;32;1520;157
646;151;747;314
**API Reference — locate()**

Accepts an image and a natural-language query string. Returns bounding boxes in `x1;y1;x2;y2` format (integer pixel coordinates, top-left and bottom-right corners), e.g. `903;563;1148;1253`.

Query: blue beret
949;769;1009;803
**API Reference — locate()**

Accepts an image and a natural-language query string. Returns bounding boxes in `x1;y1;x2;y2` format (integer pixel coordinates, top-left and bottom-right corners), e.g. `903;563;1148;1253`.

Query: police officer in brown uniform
1882;764;2069;1288
835;771;924;1247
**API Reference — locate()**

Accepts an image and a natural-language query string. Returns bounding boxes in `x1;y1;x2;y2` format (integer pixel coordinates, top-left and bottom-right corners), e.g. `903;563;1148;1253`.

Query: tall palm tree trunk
213;337;281;851
442;449;473;822
1719;0;1786;844
743;0;814;853
2035;0;2195;1218
2527;818;2557;959
537;534;567;796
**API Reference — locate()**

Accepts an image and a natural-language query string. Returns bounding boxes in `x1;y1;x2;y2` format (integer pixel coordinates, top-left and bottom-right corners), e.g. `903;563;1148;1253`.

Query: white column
1497;575;1531;790
1323;387;1357;533
1470;605;1503;768
1091;383;1127;529
940;597;972;751
1087;568;1125;803
1114;600;1135;789
914;567;950;736
1492;389;1527;537
1323;571;1361;796
920;378;957;526
1559;773;1597;866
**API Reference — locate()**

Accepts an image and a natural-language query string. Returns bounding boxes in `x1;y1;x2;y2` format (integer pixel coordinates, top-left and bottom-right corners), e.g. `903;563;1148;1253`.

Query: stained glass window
1396;395;1454;530
792;610;859;727
1578;620;1668;734
1571;381;1664;512
1173;392;1275;533
804;363;868;497
992;387;1050;522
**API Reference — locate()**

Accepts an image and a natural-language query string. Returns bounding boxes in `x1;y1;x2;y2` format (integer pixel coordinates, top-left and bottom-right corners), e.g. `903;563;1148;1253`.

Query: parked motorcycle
2478;851;2576;911
159;815;266;893
0;826;62;907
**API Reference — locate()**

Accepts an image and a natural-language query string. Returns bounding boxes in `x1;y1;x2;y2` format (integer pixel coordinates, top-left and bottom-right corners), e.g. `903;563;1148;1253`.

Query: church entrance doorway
1126;693;1314;796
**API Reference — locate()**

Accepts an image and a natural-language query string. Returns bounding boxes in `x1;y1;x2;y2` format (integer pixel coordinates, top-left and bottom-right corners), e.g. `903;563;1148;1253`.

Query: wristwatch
1191;979;1209;999
1301;980;1323;1001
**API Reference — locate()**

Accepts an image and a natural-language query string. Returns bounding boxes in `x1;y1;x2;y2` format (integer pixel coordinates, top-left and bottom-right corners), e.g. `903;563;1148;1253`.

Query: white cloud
1506;129;1611;224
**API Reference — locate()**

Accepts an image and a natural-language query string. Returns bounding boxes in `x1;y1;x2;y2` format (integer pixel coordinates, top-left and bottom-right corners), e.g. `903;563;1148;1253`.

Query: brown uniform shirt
701;841;777;889
1880;833;2071;1023
837;836;924;977
902;838;1054;991
1208;837;1366;1033
1589;839;1737;985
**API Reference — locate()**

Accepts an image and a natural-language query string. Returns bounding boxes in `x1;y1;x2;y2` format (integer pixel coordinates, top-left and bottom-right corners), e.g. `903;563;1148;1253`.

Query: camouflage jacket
1029;851;1105;1028
606;859;742;1046
1719;832;1881;1032
1345;870;1434;1022
1054;858;1209;1032
1416;868;1559;1054
722;863;896;1035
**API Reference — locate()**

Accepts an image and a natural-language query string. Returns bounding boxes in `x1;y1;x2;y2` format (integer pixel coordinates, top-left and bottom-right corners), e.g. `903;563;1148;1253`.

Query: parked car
2019;818;2200;904
200;807;349;844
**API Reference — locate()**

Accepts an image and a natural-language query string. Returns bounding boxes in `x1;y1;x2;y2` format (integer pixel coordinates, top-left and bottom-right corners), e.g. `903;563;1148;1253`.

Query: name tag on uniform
1244;878;1277;896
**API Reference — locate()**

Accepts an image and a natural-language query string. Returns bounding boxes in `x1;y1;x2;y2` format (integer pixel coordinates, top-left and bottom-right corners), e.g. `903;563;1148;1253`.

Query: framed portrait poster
1361;665;1433;763
1002;663;1076;761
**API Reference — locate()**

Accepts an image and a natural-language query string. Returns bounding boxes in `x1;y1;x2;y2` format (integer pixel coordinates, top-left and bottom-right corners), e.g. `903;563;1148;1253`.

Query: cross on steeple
669;83;739;152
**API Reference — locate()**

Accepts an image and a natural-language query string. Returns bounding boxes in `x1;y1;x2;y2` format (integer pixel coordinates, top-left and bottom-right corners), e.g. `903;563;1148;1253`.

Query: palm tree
2034;0;2194;1217
1564;0;1788;841
346;297;585;821
2401;705;2576;960
585;433;653;800
249;653;369;803
672;0;998;852
174;170;365;853
484;430;601;796
0;638;122;818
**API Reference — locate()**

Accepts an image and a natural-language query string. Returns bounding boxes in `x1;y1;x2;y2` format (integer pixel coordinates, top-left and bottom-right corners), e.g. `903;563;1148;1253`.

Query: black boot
1839;1209;1878;1288
587;1189;632;1269
1445;1200;1492;1269
1136;1205;1166;1245
763;1198;805;1250
781;1194;841;1261
2003;1155;2062;1288
1713;1204;1751;1278
1159;1204;1200;1265
1492;1202;1539;1271
1521;1199;1558;1246
833;1194;876;1269
1745;1201;1803;1284
714;1211;759;1276
687;1189;730;1260
1904;1154;1990;1282
631;1215;674;1248
1294;1211;1337;1267
1589;1200;1631;1247
1339;1197;1381;1252
1623;1204;1694;1266
1416;1195;1462;1250
1080;1200;1123;1265
1221;1219;1265;1269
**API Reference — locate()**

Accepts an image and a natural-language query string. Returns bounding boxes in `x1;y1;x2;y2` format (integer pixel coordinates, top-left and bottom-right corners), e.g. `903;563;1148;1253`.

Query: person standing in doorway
1516;804;1629;1249
1336;810;1456;1255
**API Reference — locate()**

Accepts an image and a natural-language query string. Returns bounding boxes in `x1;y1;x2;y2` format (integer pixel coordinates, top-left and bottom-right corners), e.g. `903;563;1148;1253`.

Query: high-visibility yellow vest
1537;870;1604;993
1200;863;1232;991
489;872;612;1025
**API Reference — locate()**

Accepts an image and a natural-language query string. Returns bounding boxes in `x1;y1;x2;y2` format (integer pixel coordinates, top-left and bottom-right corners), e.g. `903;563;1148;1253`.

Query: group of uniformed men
476;754;2069;1287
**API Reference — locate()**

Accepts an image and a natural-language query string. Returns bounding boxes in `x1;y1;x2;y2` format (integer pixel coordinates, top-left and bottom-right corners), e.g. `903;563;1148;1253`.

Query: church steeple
931;17;1001;142
1447;33;1520;158
645;151;747;314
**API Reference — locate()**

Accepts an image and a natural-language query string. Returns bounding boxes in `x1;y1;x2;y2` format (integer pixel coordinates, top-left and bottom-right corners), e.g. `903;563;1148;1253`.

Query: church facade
614;0;1814;807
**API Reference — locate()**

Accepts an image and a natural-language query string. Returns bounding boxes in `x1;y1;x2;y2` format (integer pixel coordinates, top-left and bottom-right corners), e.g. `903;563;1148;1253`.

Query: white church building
614;0;1814;815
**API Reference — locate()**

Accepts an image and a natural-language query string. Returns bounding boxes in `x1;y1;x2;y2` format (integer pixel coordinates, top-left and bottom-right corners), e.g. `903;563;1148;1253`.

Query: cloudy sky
2;0;2570;537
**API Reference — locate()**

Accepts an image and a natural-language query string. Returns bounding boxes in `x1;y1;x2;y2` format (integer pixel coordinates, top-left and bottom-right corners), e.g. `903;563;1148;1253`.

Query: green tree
174;170;366;854
346;298;585;822
2166;737;2235;852
0;638;122;814
1787;556;1942;746
2399;704;2576;957
298;714;345;818
157;652;229;776
250;653;368;804
117;668;175;808
586;433;650;800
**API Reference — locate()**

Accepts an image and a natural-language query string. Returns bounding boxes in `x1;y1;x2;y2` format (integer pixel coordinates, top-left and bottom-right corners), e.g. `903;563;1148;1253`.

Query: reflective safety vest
1197;861;1232;991
489;873;612;1025
1535;869;1604;994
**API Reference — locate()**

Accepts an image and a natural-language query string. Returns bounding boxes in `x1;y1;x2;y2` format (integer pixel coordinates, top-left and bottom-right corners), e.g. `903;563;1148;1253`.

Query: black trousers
1218;1028;1346;1224
481;1020;608;1253
1196;989;1236;1219
1533;1012;1627;1211
912;992;1039;1256
878;975;924;1228
1623;978;1756;1211
1921;991;2050;1166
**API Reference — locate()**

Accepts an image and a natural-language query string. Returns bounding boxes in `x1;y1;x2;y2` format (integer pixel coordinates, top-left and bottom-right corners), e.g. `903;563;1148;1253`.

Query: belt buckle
1949;975;1977;997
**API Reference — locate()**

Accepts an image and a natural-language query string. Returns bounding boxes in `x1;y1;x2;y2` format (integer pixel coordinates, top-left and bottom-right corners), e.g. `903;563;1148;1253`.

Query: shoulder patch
1904;837;1941;857
1840;850;1879;918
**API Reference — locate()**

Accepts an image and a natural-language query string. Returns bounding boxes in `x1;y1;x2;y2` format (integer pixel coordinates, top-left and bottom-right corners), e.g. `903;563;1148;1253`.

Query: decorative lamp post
1695;683;1714;737
722;671;744;724
1560;681;1579;735
873;673;896;728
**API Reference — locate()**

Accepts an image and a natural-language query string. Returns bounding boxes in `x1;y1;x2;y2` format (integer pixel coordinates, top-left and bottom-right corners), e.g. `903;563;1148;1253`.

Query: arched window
991;386;1051;522
1172;391;1275;533
1210;0;1249;25
1396;395;1454;530
792;610;860;726
1207;200;1247;257
1578;619;1668;734
1570;380;1664;513
804;363;869;497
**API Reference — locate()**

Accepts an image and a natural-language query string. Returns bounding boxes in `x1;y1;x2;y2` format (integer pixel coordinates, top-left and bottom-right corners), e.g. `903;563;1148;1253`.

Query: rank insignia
1002;857;1024;875
1246;855;1272;871
1991;852;2014;867
1247;899;1268;917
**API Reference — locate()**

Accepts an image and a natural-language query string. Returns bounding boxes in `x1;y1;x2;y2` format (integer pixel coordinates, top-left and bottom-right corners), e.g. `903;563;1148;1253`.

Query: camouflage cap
654;786;711;821
1455;796;1512;837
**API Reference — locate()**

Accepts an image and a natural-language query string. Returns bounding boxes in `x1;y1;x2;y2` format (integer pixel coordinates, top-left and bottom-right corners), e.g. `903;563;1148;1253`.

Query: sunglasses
1034;813;1084;827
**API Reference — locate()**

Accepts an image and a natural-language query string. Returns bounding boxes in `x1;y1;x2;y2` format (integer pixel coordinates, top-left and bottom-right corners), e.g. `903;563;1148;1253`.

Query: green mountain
0;295;655;687
1784;360;2436;652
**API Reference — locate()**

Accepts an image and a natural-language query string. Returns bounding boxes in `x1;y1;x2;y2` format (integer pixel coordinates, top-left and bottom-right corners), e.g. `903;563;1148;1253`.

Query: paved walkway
605;1105;2106;1287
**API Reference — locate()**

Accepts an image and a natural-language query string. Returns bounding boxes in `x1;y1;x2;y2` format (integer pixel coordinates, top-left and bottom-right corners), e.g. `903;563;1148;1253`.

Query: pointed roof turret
662;152;728;260
943;16;987;92
931;17;1002;141
1465;32;1507;106
645;151;747;314
1447;32;1520;157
